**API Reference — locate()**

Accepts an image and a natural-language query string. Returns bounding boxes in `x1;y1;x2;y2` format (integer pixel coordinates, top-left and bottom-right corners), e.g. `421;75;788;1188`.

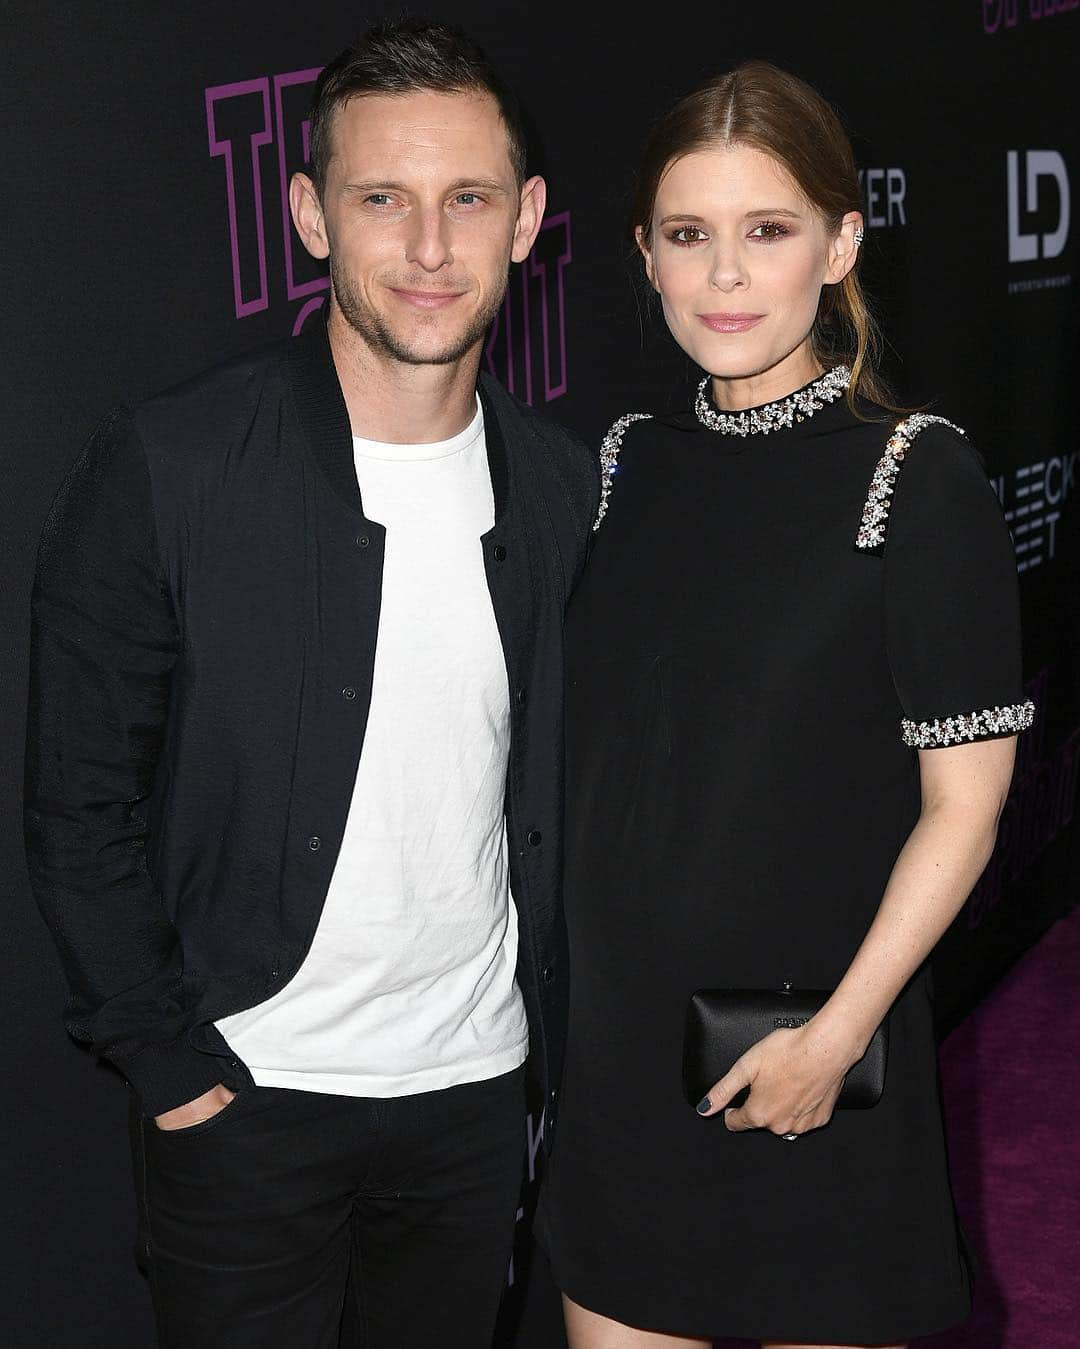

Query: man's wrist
112;1035;233;1118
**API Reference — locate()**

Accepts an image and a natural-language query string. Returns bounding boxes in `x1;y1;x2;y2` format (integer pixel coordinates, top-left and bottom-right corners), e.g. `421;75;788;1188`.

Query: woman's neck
709;345;823;412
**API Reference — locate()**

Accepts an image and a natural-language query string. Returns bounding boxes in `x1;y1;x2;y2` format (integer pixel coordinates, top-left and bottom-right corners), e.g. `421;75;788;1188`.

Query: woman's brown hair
631;60;904;415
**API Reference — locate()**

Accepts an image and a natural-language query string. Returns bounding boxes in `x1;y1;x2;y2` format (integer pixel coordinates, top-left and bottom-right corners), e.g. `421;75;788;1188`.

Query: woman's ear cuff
853;226;865;245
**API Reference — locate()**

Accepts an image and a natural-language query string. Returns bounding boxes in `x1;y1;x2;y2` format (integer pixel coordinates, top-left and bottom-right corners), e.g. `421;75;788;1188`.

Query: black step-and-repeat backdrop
2;2;1076;1344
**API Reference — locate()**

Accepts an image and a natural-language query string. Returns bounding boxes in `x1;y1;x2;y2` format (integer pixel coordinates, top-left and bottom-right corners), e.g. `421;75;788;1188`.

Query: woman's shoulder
593;410;656;530
855;406;1000;554
870;409;987;491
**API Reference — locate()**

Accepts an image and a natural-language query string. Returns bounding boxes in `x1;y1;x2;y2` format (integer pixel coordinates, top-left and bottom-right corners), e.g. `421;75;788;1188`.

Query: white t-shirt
217;400;528;1095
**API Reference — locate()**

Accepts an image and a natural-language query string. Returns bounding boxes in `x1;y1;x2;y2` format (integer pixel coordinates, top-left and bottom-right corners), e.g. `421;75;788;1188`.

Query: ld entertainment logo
1007;150;1071;293
205;69;572;403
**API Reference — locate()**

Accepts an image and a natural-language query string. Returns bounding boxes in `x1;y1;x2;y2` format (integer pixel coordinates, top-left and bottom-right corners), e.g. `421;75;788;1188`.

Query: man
24;19;597;1348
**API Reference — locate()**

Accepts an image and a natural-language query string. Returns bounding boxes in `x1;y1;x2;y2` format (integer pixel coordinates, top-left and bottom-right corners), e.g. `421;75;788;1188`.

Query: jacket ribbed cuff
111;1036;230;1119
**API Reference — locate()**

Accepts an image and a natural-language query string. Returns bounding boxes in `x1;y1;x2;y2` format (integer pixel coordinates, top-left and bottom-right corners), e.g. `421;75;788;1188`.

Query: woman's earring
853;226;865;245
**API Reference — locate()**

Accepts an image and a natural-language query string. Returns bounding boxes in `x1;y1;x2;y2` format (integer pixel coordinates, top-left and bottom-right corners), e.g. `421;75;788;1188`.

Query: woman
535;61;1033;1349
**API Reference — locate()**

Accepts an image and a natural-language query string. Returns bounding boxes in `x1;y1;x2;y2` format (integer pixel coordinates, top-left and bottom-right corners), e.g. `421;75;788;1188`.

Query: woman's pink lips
697;313;766;333
390;289;465;309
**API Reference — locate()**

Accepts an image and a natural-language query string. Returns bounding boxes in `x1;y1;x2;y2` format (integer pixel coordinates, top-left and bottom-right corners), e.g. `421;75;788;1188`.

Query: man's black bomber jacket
23;320;599;1137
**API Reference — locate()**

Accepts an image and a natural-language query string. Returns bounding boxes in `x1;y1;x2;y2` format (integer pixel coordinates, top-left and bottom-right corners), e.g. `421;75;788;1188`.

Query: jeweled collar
694;364;851;436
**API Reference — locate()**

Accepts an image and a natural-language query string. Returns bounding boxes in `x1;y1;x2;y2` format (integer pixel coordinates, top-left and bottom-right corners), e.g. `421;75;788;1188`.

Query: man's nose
405;206;453;272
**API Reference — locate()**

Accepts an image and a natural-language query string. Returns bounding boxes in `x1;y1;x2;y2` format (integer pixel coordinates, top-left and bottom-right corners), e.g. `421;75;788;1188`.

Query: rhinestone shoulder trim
901;699;1036;748
694;364;851;436
594;412;652;531
855;413;966;552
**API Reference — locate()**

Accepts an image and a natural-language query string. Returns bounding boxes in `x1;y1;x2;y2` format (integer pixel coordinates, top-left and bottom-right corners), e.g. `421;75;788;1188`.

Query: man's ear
510;175;547;264
290;172;329;261
635;225;658;290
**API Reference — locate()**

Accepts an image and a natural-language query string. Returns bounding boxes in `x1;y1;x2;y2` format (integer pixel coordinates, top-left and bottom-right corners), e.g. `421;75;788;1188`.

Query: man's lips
697;313;766;333
389;288;467;309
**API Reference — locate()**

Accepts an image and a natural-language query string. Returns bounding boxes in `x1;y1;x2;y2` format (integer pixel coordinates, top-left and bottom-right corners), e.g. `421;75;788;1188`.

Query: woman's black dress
535;371;1033;1345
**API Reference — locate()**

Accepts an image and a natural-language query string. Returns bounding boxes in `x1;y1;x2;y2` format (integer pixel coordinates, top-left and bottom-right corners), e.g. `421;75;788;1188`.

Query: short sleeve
881;423;1034;748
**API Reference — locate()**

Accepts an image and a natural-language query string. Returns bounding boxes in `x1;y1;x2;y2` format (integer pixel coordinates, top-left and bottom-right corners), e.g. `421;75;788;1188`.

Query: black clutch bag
682;984;889;1111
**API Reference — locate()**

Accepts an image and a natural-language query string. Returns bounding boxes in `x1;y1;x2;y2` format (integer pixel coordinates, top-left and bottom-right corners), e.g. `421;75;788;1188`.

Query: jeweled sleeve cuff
900;699;1035;748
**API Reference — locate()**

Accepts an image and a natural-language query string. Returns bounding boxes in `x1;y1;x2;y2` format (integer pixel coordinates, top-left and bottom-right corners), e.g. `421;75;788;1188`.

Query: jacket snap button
307;835;322;851
542;964;555;983
493;544;507;562
527;830;542;847
516;687;527;706
342;686;357;701
356;535;370;549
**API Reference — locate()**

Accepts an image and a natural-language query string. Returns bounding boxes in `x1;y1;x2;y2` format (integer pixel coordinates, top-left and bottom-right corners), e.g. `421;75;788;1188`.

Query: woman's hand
695;1016;866;1137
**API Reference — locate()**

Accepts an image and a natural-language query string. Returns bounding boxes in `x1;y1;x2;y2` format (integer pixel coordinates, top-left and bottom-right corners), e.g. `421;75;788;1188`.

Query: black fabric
130;1065;527;1348
535;387;1026;1343
24;319;598;1120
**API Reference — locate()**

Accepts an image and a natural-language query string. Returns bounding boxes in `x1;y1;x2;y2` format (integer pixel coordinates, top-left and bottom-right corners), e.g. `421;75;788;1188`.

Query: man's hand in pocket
154;1083;236;1131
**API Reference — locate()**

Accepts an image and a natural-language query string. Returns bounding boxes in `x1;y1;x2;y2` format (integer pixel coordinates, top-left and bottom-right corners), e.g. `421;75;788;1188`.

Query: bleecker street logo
857;167;907;229
991;450;1076;573
204;69;572;404
1007;150;1072;294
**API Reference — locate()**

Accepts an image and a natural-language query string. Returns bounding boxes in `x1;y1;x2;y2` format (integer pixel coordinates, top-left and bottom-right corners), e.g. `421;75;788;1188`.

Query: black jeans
129;1064;527;1348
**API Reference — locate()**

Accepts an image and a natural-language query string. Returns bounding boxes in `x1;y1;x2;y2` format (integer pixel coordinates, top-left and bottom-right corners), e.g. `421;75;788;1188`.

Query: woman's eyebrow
657;207;805;225
744;207;803;219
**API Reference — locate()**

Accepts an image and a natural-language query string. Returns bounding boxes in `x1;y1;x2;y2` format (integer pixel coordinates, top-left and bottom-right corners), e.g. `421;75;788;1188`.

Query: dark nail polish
696;1097;712;1114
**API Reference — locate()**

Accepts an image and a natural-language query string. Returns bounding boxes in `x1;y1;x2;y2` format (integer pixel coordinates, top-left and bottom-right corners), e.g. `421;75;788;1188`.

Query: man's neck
327;308;482;446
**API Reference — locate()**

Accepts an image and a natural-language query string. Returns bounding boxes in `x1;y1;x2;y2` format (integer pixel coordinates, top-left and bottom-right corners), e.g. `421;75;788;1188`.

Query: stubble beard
330;254;507;367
